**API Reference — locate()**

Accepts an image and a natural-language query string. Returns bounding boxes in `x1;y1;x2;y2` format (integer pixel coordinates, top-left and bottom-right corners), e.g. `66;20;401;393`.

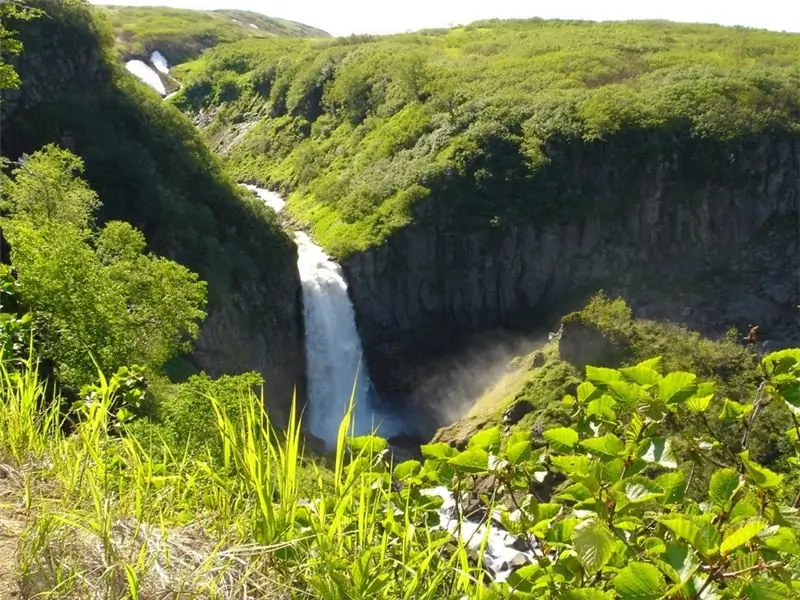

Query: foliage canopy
1;145;207;388
173;19;800;257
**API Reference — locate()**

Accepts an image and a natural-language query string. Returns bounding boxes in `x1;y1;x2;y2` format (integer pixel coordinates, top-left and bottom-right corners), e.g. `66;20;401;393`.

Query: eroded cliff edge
343;132;800;399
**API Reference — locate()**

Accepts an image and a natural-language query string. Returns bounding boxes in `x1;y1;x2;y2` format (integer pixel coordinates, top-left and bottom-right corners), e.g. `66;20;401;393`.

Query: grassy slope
170;19;800;258
99;5;329;63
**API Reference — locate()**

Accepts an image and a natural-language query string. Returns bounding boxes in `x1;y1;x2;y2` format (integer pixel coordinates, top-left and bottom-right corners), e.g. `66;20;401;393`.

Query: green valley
1;1;799;598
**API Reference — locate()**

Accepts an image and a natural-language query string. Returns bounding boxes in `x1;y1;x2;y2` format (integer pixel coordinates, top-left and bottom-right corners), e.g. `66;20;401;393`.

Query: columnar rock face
344;134;800;397
1;1;306;419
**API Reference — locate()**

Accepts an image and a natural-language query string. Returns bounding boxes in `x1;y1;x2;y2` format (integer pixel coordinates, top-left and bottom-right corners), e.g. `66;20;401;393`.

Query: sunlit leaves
572;518;614;573
720;518;769;555
614;562;666;600
544;427;579;452
708;468;743;508
739;451;783;489
639;438;677;469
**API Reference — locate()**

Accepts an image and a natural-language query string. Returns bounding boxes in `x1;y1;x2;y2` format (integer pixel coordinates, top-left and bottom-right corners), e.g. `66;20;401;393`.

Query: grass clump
3;345;800;598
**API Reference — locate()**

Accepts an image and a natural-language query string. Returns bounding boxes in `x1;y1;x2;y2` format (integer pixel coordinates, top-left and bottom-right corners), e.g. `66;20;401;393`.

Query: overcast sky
92;0;800;37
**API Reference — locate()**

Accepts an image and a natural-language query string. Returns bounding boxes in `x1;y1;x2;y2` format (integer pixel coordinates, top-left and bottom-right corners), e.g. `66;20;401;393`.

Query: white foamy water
150;51;170;74
241;184;285;212
125;60;166;95
242;185;398;447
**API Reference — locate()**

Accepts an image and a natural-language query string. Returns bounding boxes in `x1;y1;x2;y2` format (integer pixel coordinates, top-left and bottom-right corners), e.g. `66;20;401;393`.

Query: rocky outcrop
344;133;800;398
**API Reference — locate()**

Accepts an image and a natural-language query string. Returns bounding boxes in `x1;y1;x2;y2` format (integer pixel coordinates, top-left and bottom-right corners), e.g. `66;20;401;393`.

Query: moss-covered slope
1;0;305;416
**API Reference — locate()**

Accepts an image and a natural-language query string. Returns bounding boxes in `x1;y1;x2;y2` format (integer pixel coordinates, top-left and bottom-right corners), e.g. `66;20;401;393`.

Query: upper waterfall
150;51;170;74
125;59;166;95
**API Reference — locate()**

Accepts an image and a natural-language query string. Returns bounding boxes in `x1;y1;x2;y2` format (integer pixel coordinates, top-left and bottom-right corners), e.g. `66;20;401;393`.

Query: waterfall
150;51;170;74
125;60;166;96
241;185;399;448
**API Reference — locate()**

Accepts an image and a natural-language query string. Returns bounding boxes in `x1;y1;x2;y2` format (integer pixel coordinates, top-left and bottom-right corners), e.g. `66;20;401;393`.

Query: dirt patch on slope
0;466;24;600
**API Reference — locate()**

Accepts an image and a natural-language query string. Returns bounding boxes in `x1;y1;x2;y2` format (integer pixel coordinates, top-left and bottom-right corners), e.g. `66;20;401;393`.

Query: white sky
91;0;800;37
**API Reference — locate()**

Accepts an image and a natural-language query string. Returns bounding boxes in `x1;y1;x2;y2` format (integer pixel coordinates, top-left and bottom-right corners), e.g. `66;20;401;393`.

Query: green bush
1;145;207;389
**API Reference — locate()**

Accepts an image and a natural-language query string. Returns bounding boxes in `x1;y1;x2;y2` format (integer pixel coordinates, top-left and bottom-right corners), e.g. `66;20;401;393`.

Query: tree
0;145;207;388
0;1;40;90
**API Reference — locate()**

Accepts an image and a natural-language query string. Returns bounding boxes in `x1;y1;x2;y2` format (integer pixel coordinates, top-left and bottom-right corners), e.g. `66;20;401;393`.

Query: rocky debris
558;319;628;371
422;486;539;582
502;401;534;426
531;352;546;369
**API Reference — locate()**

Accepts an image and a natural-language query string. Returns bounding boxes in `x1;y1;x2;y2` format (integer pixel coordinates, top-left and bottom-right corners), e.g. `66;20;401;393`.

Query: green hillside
99;5;329;63
2;0;303;410
172;19;800;257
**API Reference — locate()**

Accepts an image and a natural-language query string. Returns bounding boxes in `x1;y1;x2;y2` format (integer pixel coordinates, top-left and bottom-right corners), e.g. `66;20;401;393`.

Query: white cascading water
241;185;538;577
241;185;398;447
125;59;166;95
150;51;170;74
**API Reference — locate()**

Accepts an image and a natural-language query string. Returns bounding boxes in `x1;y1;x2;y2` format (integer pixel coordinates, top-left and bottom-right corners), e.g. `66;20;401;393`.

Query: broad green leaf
468;426;502;450
659;515;720;555
447;448;489;473
576;381;601;403
347;435;388;454
740;450;783;489
550;454;593;478
708;468;743;508
585;365;623;385
555;482;593;503
587;395;617;421
657;372;697;404
624;412;644;449
420;442;456;460
620;364;661;386
763;527;800;555
743;580;791;600
543;427;579;452
719;398;753;420
640;437;677;469
662;542;700;585
562;589;614;600
761;348;800;376
685;392;713;414
623;477;664;504
393;460;421;480
607;380;647;407
506;440;531;464
506;563;543;594
636;356;663;373
581;433;625;457
614;562;666;600
720;518;768;555
572;518;614;573
655;471;687;504
596;457;625;484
